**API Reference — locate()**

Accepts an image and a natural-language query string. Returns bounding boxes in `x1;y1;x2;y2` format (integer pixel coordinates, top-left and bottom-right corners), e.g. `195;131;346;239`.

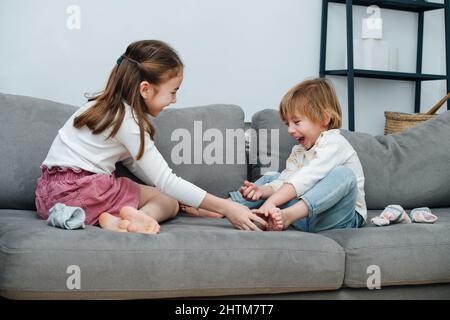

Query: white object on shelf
345;39;398;71
355;39;388;70
362;18;383;39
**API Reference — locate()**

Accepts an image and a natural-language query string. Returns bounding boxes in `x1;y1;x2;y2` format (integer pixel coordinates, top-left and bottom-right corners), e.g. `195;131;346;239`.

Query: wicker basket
384;92;450;135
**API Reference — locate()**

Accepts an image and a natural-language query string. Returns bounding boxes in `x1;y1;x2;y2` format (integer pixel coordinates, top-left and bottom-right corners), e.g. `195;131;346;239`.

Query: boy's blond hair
279;78;342;129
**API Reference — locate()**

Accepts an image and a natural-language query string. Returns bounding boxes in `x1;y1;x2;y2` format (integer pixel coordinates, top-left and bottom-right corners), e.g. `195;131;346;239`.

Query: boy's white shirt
265;129;367;221
43;102;207;208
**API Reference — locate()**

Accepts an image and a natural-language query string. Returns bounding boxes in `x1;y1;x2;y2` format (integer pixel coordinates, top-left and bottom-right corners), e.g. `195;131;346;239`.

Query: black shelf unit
319;0;450;131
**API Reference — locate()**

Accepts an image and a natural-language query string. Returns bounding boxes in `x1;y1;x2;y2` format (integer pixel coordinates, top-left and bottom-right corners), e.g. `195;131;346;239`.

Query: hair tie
116;55;124;65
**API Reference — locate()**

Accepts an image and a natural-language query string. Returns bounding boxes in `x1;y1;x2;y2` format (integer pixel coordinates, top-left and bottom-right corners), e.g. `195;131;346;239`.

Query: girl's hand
179;203;224;219
239;181;263;201
252;200;277;218
224;201;268;231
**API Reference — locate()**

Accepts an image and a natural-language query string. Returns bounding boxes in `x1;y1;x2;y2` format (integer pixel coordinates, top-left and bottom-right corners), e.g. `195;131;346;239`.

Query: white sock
371;205;411;226
410;207;438;223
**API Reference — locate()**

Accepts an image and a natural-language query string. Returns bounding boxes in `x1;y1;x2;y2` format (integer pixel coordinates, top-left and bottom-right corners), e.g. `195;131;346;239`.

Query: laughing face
284;113;329;150
140;72;183;117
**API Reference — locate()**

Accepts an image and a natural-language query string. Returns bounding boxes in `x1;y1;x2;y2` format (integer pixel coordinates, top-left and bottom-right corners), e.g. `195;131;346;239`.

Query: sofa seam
342;242;450;251
0;284;341;292
0;244;345;255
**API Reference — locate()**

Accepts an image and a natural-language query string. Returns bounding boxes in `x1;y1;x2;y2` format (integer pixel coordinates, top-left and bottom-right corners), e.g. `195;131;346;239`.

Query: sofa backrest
0;92;247;210
249;109;297;180
0;93;78;210
152;104;247;199
341;112;450;209
250;108;450;210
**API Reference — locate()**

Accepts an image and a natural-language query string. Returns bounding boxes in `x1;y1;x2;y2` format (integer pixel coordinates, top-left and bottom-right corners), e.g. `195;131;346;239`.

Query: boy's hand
239;181;263;201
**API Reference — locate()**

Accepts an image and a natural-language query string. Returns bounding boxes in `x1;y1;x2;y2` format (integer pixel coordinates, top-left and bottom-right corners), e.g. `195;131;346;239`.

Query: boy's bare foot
120;206;160;234
267;208;286;231
179;203;224;218
98;212;130;233
252;209;285;231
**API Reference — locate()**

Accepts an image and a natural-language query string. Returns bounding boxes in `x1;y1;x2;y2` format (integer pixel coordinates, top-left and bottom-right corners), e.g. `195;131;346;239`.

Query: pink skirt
35;166;141;225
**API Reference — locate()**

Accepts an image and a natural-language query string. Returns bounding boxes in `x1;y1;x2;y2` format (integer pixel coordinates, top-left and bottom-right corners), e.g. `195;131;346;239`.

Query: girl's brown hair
74;40;183;160
279;78;342;129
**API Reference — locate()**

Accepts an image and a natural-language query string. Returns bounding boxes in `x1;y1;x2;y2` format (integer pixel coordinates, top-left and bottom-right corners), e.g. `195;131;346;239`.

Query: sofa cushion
250;109;450;209
0;92;247;209
0;93;78;210
341;111;450;209
152;104;247;198
0;210;345;299
321;208;450;288
250;109;297;180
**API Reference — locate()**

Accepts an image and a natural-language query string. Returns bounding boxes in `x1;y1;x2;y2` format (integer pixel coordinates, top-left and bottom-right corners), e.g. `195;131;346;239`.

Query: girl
183;78;367;233
35;40;267;234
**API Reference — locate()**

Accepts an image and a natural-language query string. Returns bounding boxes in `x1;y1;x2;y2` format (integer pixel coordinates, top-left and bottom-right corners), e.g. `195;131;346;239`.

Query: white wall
0;0;446;135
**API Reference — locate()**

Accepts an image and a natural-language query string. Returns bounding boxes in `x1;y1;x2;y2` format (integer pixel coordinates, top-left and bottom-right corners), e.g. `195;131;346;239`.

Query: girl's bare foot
179;203;224;218
119;206;160;234
98;212;130;233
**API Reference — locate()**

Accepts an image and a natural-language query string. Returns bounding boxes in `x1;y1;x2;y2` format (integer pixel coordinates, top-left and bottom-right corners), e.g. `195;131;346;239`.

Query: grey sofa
1;92;450;300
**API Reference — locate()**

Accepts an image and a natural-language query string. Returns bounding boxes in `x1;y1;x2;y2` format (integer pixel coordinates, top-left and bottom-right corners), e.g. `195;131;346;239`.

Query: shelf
320;0;449;130
328;0;445;12
325;69;447;81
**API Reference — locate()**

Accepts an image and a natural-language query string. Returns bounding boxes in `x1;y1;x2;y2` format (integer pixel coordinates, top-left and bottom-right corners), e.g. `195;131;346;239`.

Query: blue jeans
229;166;364;233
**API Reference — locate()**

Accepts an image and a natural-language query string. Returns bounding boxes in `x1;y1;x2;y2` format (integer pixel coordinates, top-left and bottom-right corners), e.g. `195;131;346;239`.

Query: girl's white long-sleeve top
42;102;207;208
265;129;367;221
